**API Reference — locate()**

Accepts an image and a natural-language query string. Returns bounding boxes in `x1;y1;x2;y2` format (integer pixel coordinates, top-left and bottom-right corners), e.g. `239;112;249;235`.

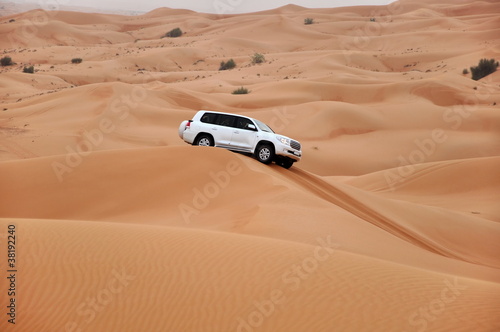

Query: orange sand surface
1;0;499;331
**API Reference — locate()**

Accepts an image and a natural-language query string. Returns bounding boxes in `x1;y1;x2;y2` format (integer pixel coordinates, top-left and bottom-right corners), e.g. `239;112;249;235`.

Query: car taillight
186;120;192;128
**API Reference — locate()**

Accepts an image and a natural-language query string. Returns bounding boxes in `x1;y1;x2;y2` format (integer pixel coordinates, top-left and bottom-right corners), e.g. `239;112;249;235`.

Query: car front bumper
275;143;302;162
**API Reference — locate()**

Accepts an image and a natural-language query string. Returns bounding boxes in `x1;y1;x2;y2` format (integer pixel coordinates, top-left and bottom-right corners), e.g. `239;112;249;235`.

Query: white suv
178;110;302;169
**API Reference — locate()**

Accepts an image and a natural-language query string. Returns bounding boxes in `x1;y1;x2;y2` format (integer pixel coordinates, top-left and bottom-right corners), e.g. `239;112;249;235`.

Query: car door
212;114;236;147
229;116;258;152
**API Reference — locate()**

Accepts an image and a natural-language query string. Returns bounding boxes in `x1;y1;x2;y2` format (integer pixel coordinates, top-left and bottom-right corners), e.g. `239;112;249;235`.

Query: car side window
200;112;218;124
236;117;256;131
215;114;236;127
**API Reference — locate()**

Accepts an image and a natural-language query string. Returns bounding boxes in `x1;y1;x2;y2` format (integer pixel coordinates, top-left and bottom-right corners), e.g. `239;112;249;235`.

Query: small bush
304;18;314;25
251;53;266;64
462;68;469;75
9;19;15;23
219;59;236;71
71;58;83;64
470;58;499;81
232;87;249;95
164;27;182;38
370;18;376;22
23;66;34;74
1;56;12;66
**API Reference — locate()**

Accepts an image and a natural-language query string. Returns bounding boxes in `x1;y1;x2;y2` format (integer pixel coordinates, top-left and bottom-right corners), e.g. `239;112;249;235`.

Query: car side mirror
247;124;256;130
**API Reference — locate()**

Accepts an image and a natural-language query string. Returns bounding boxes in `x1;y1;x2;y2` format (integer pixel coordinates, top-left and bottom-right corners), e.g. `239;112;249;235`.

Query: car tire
278;158;294;169
194;134;214;147
255;144;274;164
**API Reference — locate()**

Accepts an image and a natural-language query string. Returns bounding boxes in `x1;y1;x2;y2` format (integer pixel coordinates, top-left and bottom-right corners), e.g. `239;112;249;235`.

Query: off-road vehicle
179;110;302;169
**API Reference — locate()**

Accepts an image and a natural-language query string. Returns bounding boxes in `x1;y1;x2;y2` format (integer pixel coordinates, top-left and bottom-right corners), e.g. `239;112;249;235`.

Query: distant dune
0;1;143;16
1;0;499;331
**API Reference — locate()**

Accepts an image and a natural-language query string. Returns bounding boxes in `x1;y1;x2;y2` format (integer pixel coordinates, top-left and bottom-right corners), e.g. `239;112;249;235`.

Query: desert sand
0;0;500;331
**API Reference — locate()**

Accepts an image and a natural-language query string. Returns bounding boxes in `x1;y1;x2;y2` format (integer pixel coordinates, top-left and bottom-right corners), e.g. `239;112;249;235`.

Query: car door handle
233;131;239;134
212;127;217;131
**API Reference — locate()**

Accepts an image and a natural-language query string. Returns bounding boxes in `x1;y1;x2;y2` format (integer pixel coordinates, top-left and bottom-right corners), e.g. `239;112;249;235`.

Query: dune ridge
1;0;499;331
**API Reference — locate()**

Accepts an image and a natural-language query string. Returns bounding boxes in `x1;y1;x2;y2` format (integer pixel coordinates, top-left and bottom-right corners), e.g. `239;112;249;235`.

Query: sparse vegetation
232;87;249;95
1;56;12;66
251;53;266;64
9;19;15;23
23;66;34;74
470;58;499;81
462;68;469;75
304;18;314;25
163;27;183;38
71;58;83;64
370;18;376;22
219;59;236;71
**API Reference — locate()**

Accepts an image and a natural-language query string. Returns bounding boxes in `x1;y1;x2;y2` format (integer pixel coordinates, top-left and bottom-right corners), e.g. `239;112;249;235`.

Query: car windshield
254;119;275;133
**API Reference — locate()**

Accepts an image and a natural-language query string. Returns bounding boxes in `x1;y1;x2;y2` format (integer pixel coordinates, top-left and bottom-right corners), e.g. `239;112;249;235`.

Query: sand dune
2;216;500;331
1;0;499;331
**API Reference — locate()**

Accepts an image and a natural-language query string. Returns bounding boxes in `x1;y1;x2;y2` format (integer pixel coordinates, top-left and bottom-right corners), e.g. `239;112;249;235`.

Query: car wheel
255;144;274;164
195;134;214;147
279;159;294;169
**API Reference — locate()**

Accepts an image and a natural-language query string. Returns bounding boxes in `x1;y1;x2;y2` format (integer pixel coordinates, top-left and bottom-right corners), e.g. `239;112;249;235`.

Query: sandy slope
1;0;500;331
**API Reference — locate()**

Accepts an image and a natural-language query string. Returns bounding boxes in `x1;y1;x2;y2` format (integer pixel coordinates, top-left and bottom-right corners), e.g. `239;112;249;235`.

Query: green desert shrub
1;56;12;66
232;87;249;95
251;53;266;64
23;66;34;73
164;27;183;38
470;58;499;81
304;18;314;25
219;59;236;71
71;58;83;64
462;68;469;75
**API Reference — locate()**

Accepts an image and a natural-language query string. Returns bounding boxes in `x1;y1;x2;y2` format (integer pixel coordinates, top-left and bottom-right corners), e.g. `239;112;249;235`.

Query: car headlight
277;136;290;146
